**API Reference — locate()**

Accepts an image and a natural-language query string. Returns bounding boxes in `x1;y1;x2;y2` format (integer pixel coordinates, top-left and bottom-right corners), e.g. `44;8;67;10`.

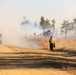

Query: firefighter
49;36;55;51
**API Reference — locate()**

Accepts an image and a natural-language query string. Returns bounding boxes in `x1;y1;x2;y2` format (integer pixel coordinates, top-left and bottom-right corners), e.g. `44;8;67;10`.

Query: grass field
0;39;76;75
35;38;76;50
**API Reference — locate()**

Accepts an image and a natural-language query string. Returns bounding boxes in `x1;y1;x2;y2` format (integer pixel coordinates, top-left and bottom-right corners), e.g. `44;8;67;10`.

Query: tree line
40;16;76;38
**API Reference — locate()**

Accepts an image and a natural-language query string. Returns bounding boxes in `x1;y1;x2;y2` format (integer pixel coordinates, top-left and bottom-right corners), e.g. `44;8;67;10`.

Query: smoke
0;19;57;49
20;20;43;37
0;20;44;49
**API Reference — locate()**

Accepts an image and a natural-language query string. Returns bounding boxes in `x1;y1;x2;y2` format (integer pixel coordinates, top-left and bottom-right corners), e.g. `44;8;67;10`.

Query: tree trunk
65;29;67;39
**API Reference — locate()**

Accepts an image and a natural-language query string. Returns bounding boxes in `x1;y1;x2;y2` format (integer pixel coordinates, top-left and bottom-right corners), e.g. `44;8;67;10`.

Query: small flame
43;45;49;50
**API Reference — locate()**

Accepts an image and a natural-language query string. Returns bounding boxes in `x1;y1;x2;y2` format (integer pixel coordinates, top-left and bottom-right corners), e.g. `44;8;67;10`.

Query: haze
0;0;76;47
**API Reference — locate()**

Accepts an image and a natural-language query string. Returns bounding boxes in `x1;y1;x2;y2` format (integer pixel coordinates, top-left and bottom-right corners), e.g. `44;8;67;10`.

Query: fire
32;39;50;50
43;45;49;50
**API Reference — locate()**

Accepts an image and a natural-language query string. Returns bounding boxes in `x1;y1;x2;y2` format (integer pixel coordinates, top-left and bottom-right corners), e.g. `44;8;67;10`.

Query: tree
51;19;56;27
40;16;51;30
51;19;56;37
45;19;50;25
60;20;74;39
73;18;76;37
40;16;45;25
73;18;76;23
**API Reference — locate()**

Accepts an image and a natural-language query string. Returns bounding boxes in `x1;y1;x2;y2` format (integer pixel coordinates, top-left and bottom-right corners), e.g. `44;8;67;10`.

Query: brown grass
34;38;76;51
55;39;76;50
0;39;76;75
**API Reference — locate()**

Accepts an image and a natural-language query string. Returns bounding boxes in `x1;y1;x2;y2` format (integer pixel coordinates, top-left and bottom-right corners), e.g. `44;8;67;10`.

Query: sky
0;0;76;23
0;0;76;46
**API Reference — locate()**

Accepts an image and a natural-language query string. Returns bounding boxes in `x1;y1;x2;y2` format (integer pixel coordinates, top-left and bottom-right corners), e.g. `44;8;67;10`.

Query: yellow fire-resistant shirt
49;38;55;44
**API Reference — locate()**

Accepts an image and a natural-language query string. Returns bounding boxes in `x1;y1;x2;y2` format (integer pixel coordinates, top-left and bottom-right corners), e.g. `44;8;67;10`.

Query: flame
33;39;50;50
43;45;49;50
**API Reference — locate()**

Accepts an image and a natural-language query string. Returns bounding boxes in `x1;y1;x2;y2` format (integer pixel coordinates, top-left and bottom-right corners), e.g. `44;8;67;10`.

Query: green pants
50;43;54;51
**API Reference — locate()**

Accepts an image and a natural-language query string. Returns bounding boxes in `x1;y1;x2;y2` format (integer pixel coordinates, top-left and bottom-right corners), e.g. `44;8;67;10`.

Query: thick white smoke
0;18;57;49
0;20;44;49
20;20;43;37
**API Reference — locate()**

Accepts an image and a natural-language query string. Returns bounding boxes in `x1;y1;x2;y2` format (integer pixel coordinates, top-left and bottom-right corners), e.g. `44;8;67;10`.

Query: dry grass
33;38;76;73
34;38;76;51
55;39;76;50
0;45;74;75
0;68;72;75
0;38;76;75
